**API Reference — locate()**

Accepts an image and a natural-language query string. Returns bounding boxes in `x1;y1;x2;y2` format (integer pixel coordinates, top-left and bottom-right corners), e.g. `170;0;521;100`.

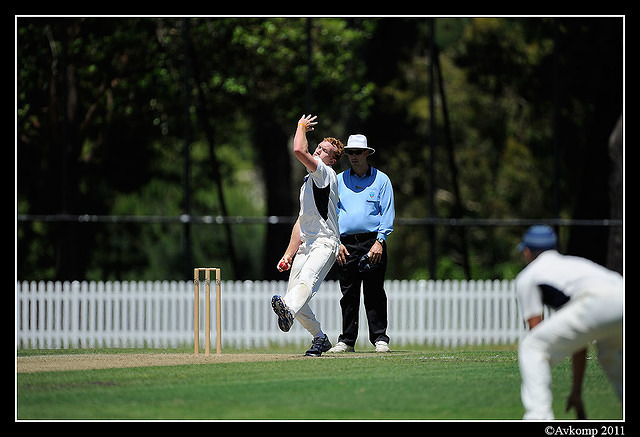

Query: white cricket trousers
518;284;623;420
283;237;339;337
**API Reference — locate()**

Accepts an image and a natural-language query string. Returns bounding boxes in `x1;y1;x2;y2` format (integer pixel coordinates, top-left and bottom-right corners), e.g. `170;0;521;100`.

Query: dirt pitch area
17;352;310;373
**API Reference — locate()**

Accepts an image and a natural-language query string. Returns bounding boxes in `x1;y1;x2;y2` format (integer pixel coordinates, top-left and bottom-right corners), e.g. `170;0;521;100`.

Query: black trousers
337;233;390;346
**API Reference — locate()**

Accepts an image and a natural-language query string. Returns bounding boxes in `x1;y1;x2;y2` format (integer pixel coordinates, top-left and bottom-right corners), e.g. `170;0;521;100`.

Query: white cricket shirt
515;250;623;322
298;157;339;243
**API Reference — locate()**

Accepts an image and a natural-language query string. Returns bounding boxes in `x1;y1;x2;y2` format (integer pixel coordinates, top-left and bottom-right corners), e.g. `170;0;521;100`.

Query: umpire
328;134;396;353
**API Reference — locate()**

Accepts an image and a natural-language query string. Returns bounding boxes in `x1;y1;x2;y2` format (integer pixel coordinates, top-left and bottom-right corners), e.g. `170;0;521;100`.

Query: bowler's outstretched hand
298;114;318;132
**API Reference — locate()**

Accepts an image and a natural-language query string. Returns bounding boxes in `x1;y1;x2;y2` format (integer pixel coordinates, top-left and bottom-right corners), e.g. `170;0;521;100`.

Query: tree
17;17;376;280
17;17;622;281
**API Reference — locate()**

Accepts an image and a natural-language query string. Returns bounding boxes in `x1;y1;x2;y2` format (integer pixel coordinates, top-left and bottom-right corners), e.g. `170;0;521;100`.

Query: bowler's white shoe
326;341;355;353
375;341;390;353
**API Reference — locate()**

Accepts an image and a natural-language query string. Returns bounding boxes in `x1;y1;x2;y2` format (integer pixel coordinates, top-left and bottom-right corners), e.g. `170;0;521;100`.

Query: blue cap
518;225;557;252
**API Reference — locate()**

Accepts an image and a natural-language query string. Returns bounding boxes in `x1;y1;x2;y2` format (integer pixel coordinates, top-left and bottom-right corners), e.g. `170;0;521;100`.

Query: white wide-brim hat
345;134;375;154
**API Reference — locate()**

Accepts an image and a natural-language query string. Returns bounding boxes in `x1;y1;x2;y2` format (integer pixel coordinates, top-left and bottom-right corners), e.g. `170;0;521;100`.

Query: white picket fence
16;279;529;350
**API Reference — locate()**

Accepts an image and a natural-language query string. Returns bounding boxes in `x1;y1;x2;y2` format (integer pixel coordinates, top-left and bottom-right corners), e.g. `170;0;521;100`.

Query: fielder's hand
565;392;587;419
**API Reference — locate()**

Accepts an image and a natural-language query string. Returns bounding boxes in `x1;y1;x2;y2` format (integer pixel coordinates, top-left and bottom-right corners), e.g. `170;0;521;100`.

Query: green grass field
16;346;623;421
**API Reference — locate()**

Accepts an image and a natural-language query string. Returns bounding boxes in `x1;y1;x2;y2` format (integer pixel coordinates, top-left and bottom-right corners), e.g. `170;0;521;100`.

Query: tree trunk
254;114;295;280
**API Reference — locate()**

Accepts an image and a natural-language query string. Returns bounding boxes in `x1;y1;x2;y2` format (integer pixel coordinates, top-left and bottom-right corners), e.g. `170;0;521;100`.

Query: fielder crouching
515;225;623;420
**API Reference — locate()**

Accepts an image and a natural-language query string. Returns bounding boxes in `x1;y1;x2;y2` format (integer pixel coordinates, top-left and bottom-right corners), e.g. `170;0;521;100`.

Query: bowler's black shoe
271;295;294;332
305;334;332;357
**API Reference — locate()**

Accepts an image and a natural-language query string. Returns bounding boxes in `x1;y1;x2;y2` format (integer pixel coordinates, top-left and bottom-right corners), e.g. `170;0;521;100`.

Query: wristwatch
376;237;385;244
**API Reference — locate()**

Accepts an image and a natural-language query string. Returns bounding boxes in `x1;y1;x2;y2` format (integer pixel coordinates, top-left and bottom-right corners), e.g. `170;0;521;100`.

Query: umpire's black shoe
305;334;332;357
271;295;294;332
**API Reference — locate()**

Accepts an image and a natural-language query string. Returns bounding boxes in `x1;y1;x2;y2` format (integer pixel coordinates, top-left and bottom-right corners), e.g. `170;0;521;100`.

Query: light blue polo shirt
337;166;395;241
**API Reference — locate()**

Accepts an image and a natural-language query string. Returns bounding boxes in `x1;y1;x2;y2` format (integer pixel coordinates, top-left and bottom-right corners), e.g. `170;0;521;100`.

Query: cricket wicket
193;267;222;356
